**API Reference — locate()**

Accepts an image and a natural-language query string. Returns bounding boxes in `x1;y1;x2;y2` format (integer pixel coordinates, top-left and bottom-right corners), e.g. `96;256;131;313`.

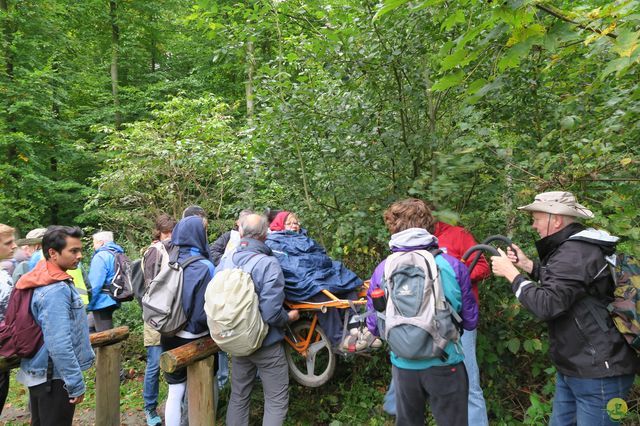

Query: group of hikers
0;190;636;426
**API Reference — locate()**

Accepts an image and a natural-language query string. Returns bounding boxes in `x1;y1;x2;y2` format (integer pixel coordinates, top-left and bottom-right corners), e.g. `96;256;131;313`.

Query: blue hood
172;216;211;259
171;215;214;335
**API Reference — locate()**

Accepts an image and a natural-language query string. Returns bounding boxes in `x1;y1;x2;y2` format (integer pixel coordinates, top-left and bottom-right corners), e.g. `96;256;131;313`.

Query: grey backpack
141;255;204;336
378;249;461;360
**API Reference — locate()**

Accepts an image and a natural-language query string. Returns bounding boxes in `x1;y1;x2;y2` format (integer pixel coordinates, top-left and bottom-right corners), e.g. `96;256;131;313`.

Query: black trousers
393;362;469;426
0;371;9;416
29;379;75;426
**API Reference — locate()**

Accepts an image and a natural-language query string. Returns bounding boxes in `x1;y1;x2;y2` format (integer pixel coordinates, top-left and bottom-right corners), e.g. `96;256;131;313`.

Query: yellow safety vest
67;266;90;305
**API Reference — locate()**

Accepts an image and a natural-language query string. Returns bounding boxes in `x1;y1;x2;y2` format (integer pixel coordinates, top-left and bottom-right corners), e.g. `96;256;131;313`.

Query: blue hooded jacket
172;216;215;335
87;241;124;311
265;230;362;301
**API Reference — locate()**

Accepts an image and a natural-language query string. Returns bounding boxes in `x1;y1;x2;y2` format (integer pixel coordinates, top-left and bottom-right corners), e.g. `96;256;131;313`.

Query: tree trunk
150;37;157;72
245;40;255;122
0;0;13;79
505;146;515;237
1;0;18;177
425;67;438;193
109;0;121;129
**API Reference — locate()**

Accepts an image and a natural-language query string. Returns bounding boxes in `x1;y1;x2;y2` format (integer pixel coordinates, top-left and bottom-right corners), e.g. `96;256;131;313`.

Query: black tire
285;319;337;387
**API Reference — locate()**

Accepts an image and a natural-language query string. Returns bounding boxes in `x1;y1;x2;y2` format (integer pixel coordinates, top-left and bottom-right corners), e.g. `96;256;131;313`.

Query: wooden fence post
187;356;216;426
91;326;130;426
160;337;219;426
94;343;121;426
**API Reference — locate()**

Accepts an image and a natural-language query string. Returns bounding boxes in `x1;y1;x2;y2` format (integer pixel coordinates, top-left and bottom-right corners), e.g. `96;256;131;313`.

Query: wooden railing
160;337;219;426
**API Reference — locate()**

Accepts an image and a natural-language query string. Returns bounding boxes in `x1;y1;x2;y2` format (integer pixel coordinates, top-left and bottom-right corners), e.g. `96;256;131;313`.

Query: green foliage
0;0;639;422
83;95;246;246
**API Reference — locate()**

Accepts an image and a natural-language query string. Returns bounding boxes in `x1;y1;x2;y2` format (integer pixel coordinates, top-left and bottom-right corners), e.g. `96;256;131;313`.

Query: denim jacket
19;281;95;397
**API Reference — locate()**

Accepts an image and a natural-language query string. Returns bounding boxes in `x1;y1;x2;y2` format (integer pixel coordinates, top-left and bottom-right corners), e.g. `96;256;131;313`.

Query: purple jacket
366;246;478;336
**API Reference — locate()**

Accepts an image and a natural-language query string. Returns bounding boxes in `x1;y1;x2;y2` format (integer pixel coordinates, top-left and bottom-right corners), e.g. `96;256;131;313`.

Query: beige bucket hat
518;191;594;218
16;227;47;246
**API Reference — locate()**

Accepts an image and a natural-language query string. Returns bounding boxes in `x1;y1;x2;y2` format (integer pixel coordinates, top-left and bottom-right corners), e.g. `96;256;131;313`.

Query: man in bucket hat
491;191;639;425
12;227;47;281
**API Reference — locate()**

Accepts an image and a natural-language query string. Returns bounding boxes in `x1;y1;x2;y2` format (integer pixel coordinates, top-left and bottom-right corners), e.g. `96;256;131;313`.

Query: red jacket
434;221;490;304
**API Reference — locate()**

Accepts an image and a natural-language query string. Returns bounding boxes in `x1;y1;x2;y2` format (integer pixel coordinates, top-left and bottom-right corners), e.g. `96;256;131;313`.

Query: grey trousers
393;362;469;426
90;306;115;332
226;342;289;426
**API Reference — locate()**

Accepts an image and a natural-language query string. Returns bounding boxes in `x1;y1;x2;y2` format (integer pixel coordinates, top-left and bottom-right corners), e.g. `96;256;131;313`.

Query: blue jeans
143;345;163;411
461;329;489;426
383;377;396;416
217;351;229;388
551;372;635;426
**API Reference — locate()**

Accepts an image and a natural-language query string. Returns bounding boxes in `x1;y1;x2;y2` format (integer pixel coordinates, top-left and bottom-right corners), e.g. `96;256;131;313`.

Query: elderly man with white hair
491;191;640;426
88;230;126;331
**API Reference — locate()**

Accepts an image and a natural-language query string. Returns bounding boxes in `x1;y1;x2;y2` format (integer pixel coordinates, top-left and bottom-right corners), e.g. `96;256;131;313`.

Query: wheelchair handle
461;245;500;263
480;235;518;264
461;245;499;274
461;235;518;274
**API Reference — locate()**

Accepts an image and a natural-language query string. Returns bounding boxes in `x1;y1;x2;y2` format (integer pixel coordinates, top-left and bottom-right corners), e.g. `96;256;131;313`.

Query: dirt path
0;405;153;425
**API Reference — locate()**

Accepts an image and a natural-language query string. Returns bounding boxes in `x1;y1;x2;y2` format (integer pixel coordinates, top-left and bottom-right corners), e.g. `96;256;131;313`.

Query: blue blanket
265;231;362;301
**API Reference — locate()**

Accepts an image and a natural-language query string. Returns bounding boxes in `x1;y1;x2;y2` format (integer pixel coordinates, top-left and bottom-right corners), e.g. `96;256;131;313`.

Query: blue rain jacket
265;230;362;301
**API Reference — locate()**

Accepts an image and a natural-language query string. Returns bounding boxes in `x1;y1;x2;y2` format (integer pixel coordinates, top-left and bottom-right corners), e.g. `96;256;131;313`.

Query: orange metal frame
284;281;370;354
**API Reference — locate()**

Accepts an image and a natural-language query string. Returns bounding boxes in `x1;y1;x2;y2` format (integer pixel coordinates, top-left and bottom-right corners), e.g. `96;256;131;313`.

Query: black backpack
130;259;145;304
103;250;134;302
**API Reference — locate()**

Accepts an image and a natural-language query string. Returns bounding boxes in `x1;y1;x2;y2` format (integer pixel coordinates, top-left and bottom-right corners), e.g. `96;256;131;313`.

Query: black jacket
210;231;231;266
512;223;640;378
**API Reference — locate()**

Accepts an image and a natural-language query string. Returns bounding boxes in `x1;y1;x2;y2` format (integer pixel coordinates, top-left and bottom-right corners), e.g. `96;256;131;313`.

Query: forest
1;0;639;424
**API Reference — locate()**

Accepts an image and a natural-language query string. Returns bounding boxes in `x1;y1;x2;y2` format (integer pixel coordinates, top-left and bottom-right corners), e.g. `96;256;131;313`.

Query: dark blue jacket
265;230;362;301
230;238;290;347
172;216;215;335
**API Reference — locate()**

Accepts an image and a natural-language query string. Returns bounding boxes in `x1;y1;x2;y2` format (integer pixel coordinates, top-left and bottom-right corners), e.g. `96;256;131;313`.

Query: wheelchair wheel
285;319;336;387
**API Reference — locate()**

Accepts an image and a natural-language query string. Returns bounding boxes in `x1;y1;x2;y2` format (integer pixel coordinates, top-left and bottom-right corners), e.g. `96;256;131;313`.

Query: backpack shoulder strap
412;249;438;280
234;253;267;275
383;252;404;283
428;248;443;258
178;255;206;269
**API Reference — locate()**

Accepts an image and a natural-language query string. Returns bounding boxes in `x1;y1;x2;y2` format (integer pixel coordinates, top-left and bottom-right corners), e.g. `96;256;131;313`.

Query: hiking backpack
604;253;640;353
130;259;144;304
377;249;461;360
103;249;134;302
204;254;268;357
134;241;177;304
141;255;204;336
0;287;44;358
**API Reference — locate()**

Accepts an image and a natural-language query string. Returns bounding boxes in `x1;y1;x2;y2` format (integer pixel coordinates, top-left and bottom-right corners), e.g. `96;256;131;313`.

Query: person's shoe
145;409;162;426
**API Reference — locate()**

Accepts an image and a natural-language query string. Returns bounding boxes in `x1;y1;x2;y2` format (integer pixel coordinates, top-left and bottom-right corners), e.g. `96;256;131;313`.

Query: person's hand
491;248;521;282
69;394;84;405
507;243;534;273
287;309;300;322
